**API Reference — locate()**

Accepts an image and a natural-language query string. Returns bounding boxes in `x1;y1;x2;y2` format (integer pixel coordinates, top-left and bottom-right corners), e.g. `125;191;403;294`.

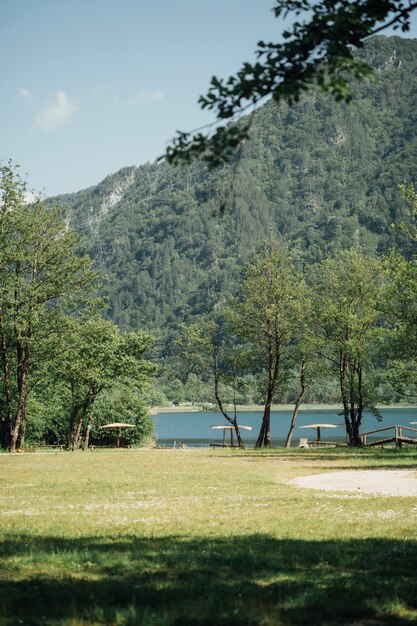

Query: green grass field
1;448;417;626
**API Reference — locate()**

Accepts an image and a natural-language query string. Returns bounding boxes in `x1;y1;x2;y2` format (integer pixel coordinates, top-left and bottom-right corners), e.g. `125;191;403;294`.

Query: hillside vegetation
52;37;417;375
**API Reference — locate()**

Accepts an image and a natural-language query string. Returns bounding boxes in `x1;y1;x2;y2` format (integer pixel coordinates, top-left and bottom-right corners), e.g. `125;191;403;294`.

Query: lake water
153;407;417;447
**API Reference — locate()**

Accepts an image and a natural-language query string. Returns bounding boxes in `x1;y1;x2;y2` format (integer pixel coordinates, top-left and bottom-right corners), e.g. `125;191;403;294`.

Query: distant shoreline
151;403;417;415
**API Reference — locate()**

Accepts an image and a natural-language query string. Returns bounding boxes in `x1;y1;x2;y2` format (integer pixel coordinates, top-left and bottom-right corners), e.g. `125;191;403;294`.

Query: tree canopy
0;163;98;451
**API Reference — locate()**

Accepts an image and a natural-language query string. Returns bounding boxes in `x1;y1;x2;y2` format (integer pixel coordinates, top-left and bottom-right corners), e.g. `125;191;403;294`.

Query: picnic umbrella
299;423;338;442
210;424;252;446
99;422;135;447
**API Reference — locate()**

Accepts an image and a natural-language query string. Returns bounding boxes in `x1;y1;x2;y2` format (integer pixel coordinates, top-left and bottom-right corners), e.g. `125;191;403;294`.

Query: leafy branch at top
164;0;417;168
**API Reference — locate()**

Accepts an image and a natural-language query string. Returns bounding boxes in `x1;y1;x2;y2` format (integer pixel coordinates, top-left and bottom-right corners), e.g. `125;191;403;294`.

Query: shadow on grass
1;534;416;625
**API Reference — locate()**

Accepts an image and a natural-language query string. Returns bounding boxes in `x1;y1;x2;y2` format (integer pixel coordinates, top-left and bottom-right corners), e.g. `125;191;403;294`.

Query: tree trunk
0;312;14;450
256;338;279;448
339;353;354;445
213;353;244;448
10;385;27;453
70;389;98;451
256;374;276;448
340;355;364;447
84;415;92;448
285;360;307;448
353;362;364;446
256;403;272;447
231;417;244;447
16;410;27;448
10;349;29;453
231;370;244;448
70;400;85;451
71;412;83;451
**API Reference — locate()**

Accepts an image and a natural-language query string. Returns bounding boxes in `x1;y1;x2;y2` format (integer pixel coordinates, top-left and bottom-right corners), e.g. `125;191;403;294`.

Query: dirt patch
289;470;417;497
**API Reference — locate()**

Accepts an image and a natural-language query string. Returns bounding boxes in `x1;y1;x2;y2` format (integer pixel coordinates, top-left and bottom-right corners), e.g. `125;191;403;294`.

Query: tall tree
310;250;386;446
89;385;155;448
0;163;97;452
229;241;305;447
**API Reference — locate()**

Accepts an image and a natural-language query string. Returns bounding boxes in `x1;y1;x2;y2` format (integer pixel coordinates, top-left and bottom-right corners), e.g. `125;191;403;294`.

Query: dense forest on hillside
50;36;417;403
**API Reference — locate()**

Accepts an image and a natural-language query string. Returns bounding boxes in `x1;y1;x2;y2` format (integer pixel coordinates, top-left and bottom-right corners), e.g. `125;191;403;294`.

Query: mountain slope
52;36;417;344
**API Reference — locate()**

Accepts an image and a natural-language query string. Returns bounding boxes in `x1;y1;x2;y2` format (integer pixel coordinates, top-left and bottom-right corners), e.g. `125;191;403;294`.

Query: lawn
1;447;417;626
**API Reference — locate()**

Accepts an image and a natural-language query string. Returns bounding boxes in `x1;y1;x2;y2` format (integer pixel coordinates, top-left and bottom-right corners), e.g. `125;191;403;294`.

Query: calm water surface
153;408;417;447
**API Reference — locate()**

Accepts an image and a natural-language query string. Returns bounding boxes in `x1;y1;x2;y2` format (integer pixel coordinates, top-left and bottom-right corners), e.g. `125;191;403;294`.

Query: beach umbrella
99;422;135;447
210;424;252;446
210;425;252;430
299;423;338;442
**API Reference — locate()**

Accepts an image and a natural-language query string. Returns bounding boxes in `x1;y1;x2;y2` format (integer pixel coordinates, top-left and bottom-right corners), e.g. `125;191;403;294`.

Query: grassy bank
1;448;417;625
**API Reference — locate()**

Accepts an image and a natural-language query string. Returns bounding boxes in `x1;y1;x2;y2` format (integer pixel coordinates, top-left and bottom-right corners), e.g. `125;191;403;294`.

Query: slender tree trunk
0;312;14;449
10;342;30;453
256;391;273;447
256;416;268;448
256;341;279;448
285;359;307;448
70;389;98;451
231;367;244;448
351;361;363;446
84;415;92;448
10;374;28;453
10;269;32;453
213;352;244;448
339;352;354;445
349;366;356;436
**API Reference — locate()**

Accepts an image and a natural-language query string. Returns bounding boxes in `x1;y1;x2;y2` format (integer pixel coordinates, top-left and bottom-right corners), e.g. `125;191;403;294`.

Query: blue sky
1;0;417;196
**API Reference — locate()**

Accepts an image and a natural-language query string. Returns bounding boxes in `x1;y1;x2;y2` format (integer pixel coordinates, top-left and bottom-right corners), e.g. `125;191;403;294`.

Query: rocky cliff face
51;165;138;233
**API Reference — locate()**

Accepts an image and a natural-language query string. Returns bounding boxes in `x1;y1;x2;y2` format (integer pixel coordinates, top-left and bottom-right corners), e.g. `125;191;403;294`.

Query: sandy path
290;470;417;496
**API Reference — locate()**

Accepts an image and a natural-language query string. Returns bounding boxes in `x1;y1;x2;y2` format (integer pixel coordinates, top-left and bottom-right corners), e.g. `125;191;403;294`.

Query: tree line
180;204;417;447
0;163;155;452
3;158;417;451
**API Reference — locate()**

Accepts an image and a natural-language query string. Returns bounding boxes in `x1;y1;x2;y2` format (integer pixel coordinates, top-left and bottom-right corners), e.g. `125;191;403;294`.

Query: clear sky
1;1;417;196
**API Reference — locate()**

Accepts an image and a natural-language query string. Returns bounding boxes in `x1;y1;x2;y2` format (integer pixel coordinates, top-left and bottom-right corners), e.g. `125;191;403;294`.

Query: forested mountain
52;36;417;352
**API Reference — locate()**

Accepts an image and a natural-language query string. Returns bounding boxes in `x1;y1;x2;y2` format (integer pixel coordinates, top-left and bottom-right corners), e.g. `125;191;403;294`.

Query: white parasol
99;422;135;447
300;423;339;442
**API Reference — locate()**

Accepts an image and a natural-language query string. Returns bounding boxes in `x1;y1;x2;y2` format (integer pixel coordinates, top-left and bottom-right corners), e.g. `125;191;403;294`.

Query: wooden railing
360;425;417;446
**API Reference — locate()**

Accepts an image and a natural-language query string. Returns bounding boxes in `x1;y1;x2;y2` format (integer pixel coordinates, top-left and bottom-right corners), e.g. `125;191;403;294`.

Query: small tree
51;316;156;450
90;385;155;447
181;319;247;447
284;341;326;448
